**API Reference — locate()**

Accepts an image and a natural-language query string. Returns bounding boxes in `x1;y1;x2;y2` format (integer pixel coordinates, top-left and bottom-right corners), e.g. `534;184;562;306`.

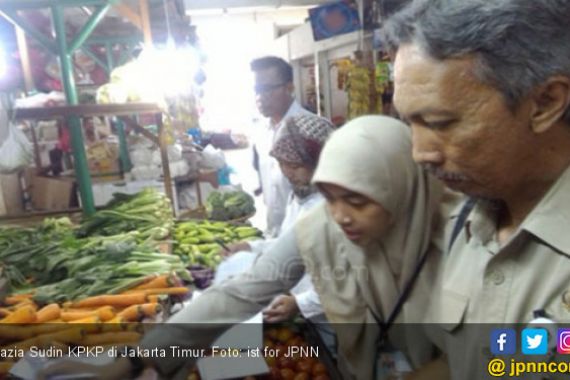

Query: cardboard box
30;175;77;211
0;174;24;216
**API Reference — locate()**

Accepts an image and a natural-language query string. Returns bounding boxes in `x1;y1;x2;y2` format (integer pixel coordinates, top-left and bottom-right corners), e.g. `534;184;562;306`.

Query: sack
0;123;33;174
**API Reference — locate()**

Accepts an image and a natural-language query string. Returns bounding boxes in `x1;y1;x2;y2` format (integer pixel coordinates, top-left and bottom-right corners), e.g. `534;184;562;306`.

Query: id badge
375;349;413;380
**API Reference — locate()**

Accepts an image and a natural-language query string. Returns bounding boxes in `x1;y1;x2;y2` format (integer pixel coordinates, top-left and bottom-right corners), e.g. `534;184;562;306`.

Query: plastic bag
0;123;33;174
200;145;226;170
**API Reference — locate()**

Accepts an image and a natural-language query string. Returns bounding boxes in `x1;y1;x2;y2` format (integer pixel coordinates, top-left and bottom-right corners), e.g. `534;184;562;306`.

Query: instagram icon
557;329;570;354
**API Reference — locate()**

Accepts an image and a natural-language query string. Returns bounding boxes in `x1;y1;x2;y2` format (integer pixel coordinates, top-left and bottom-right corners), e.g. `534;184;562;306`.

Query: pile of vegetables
0;189;187;304
205;190;255;221
0;273;192;375
0;221;188;302
76;189;173;242
29;234;190;303
174;220;262;269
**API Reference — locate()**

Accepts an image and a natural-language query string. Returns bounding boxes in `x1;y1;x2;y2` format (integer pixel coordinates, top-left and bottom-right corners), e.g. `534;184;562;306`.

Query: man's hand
37;357;132;380
263;295;299;323
219;241;252;257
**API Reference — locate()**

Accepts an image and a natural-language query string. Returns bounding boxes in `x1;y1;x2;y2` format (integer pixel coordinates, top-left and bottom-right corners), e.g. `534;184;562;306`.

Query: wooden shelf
13;103;163;120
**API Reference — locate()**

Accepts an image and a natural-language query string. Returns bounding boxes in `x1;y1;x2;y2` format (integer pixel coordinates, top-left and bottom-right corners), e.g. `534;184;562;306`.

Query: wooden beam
139;0;152;45
112;3;142;30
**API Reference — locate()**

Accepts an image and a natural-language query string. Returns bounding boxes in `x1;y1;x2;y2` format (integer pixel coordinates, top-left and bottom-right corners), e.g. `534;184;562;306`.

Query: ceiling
183;0;332;12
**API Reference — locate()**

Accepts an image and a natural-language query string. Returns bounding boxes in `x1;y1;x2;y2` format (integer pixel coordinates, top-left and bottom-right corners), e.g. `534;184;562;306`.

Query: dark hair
250;56;293;83
382;0;570;122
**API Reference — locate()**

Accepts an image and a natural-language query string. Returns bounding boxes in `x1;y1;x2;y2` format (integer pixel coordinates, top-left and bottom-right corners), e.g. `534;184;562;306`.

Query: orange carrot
117;303;161;321
61;306;115;322
36;304;61;323
30;323;69;335
9;300;37;312
3;293;33;306
139;303;162;318
0;305;36;324
36;328;84;347
61;310;96;322
117;305;141;321
3;327;83;351
142;287;190;296
130;274;175;291
68;315;100;324
71;294;148;308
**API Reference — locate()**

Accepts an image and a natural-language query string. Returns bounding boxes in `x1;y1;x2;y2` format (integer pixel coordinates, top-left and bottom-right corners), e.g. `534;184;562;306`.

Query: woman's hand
37;356;132;380
219;242;252;257
262;295;299;323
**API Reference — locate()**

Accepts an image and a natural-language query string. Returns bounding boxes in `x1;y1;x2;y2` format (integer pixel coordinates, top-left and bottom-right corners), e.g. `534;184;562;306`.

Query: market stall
0;1;347;379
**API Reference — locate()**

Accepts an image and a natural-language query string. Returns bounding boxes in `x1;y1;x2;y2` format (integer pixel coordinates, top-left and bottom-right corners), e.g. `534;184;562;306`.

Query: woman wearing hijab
40;116;445;380
215;114;334;323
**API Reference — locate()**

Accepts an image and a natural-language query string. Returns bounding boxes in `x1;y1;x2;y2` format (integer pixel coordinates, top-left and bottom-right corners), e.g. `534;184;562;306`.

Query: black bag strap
448;198;477;252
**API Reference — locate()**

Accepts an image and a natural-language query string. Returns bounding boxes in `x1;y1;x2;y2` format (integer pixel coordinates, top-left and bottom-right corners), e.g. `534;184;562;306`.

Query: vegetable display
174;220;262;269
76;189;173;241
205;190;255;221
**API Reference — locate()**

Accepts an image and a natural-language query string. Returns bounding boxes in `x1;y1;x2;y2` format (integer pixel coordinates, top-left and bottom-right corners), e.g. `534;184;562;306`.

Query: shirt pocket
437;289;469;333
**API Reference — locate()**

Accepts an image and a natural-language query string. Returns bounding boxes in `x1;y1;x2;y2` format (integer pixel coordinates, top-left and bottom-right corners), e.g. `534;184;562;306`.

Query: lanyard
370;247;431;347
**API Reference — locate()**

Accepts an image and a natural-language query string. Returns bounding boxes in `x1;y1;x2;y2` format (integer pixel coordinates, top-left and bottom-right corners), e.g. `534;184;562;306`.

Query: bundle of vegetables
75;189;173;242
0;218;78;288
28;234;191;303
205;190;255;221
173;220;262;269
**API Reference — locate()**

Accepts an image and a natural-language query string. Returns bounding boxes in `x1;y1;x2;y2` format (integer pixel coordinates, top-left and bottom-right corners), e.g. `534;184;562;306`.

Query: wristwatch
119;347;145;378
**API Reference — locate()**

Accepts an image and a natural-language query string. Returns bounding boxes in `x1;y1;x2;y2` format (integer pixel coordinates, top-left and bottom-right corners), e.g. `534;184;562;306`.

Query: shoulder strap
448;198;476;252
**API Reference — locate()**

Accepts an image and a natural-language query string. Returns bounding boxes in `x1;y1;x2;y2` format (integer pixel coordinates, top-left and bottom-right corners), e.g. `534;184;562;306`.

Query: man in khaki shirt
383;0;570;379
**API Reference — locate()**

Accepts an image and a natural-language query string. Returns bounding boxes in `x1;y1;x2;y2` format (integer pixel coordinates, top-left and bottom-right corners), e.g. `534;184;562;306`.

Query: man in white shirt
250;56;314;237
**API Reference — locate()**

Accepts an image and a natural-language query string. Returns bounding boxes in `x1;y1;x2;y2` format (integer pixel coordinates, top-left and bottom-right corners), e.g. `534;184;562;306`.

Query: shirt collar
521;164;570;256
269;100;300;130
456;165;570;255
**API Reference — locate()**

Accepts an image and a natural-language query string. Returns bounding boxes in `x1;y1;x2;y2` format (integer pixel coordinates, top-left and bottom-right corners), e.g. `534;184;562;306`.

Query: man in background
250;56;314;237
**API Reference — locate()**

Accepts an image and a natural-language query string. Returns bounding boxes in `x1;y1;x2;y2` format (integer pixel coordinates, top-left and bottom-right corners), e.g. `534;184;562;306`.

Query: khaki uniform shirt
427;165;570;379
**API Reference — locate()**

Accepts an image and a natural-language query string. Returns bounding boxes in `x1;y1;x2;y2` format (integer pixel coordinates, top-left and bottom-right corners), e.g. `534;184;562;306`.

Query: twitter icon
522;328;548;355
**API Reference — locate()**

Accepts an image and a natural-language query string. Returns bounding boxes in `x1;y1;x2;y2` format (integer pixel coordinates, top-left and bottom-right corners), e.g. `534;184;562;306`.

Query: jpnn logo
491;329;516;355
521;328;548;355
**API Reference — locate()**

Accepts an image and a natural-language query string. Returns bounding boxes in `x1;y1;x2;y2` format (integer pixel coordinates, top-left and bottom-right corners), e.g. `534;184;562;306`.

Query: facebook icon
491;329;516;355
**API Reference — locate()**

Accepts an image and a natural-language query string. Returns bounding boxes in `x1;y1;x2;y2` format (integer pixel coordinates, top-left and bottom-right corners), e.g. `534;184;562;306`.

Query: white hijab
295;115;443;379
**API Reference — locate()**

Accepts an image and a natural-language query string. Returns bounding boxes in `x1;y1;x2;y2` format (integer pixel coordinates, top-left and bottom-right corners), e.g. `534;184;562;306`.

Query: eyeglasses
254;82;287;94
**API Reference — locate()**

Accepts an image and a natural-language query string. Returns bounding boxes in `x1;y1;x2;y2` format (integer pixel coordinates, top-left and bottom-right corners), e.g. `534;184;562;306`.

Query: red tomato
312;362;328;376
278;357;295;370
265;356;277;367
269;367;282;380
266;328;279;340
293;372;309;380
264;337;276;349
296;360;313;373
277;327;295;343
280;368;296;380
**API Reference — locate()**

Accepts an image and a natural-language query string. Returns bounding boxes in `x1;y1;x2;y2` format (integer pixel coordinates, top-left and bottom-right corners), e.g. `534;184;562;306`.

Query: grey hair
382;0;570;122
